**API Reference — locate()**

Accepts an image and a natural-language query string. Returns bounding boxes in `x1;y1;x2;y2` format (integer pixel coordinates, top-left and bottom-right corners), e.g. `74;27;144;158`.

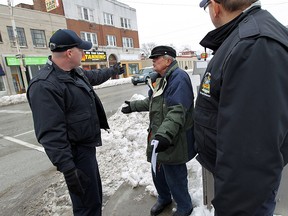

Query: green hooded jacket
130;61;196;164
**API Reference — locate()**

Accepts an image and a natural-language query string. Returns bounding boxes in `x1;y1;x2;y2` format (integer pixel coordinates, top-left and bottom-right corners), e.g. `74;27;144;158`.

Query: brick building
0;0;142;96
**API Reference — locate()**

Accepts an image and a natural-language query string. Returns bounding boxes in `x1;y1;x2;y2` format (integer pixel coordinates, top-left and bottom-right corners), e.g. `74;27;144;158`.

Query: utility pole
8;0;28;92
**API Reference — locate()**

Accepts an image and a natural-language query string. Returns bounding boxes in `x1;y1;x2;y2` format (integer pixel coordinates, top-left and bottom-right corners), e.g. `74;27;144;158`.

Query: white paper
151;139;159;175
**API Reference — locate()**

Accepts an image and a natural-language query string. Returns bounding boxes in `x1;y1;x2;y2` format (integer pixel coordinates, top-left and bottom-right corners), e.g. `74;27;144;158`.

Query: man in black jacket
195;0;288;215
27;29;124;216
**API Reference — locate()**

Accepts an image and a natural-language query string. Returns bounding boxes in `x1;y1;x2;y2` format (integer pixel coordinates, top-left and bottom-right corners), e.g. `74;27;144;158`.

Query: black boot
150;201;172;216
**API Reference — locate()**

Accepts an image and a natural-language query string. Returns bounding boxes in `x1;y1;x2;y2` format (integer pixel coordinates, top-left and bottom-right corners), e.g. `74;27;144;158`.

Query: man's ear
212;0;221;18
66;49;72;58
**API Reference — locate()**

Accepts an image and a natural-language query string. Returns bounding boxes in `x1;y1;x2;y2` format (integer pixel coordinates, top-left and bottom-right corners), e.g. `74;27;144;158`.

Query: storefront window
0;76;5;91
90;65;97;69
29;65;42;79
128;63;139;75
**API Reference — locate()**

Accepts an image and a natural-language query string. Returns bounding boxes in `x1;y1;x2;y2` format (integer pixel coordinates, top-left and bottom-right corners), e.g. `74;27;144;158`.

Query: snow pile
0;94;27;106
94;77;132;89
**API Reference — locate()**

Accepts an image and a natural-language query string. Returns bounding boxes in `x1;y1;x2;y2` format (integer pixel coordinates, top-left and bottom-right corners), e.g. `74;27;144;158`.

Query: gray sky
1;0;287;51
118;0;288;51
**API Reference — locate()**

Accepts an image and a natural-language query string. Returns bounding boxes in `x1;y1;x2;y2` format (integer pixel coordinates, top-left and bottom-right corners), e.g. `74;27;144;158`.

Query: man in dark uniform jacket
194;0;288;215
27;29;124;216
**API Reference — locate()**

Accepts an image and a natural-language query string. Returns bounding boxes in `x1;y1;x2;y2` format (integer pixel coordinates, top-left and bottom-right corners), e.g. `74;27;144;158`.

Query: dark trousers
253;174;282;216
70;145;102;216
214;173;282;216
152;163;192;213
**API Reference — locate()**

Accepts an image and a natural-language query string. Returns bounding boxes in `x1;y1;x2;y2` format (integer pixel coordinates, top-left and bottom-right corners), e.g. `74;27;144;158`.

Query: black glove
154;135;171;153
121;101;132;114
63;168;91;196
113;62;125;75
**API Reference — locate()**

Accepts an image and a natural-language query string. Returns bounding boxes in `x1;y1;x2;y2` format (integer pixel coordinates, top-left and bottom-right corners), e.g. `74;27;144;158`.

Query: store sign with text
82;51;107;62
5;56;48;66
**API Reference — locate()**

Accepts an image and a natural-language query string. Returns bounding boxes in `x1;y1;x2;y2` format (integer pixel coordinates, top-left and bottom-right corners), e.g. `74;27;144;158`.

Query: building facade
33;0;142;78
0;4;67;96
0;0;142;96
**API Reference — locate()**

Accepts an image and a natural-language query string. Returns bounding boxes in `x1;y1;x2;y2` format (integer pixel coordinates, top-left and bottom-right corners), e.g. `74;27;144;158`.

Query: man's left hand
154;135;171;153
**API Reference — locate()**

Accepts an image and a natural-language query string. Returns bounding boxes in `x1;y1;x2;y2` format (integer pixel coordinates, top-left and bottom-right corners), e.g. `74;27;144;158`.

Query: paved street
0;83;149;215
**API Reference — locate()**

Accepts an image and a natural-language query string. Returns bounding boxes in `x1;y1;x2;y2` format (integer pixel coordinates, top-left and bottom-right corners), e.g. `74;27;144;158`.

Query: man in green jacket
121;45;196;216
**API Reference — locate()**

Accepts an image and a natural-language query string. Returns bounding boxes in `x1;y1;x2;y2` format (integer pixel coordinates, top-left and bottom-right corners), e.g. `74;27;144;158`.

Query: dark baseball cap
49;29;92;52
200;0;222;8
199;0;209;7
149;45;176;59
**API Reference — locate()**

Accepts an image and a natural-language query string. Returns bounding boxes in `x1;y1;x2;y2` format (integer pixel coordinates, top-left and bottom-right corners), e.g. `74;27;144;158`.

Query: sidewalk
103;183;176;216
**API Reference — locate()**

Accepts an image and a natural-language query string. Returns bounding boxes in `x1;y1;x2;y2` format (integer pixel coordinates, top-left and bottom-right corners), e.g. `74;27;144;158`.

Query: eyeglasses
203;0;211;11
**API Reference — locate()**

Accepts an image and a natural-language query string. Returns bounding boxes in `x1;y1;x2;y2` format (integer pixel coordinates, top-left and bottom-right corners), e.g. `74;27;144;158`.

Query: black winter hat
149;45;176;59
49;29;92;52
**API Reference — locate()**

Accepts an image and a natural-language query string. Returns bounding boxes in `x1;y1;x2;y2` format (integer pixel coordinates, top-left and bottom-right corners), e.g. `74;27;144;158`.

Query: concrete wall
101;0;138;30
0;4;67;95
0;4;67;55
62;0;101;23
61;0;138;30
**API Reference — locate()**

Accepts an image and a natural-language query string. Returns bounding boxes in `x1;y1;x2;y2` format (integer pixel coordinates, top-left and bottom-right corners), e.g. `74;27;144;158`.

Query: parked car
131;67;158;86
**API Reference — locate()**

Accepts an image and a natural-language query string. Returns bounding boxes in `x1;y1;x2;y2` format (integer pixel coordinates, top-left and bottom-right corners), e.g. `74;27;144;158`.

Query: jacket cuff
130;101;137;112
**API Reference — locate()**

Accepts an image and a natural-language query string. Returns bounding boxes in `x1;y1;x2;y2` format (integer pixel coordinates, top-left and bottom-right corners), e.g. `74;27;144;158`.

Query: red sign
201;53;208;59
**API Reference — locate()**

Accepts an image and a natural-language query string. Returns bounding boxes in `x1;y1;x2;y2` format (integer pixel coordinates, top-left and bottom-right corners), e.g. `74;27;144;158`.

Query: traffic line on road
0;133;45;153
0;110;31;114
14;130;35;137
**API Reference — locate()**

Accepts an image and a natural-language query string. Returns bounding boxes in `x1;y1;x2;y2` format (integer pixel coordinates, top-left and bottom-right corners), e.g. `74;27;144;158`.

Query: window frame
80;31;98;47
78;6;94;21
122;37;133;48
30;29;47;48
106;35;116;47
7;26;27;47
120;17;131;29
103;12;113;26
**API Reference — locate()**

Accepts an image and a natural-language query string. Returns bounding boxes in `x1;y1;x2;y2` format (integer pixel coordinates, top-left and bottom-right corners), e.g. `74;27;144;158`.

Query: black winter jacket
27;57;116;173
194;6;288;216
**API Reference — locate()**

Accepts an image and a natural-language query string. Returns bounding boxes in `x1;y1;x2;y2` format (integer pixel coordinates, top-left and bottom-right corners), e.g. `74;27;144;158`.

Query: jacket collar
150;61;179;97
164;60;178;77
199;5;261;53
48;56;76;81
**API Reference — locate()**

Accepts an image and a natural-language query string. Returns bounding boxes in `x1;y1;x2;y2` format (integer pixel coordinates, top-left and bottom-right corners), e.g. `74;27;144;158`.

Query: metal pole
8;0;28;92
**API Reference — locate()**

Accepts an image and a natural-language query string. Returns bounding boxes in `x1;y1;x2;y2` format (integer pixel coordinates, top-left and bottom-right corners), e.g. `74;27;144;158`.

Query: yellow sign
82;51;107;62
45;0;59;12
